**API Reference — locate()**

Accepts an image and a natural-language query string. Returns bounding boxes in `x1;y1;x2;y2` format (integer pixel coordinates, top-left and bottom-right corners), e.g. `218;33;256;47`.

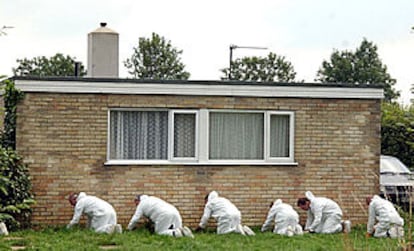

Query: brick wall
16;93;381;228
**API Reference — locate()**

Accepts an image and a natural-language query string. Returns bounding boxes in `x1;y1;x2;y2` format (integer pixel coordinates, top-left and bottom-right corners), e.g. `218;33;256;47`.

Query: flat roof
12;76;384;89
12;76;384;99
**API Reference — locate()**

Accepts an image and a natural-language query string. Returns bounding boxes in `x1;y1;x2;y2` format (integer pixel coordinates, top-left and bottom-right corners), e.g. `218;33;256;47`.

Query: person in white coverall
261;199;303;236
67;192;122;234
366;195;404;238
297;191;350;234
195;191;255;235
127;194;194;238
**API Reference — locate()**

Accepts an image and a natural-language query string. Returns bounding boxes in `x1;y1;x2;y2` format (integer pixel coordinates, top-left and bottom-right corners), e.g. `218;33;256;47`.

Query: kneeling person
196;191;255;236
67;192;122;234
127;194;193;238
261;199;303;236
297;191;350;234
366;195;404;238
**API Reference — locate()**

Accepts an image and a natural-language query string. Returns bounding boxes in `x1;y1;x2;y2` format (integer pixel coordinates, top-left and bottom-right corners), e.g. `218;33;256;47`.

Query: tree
124;33;190;80
221;52;297;82
381;102;414;169
381;102;414;170
12;53;86;77
316;39;400;102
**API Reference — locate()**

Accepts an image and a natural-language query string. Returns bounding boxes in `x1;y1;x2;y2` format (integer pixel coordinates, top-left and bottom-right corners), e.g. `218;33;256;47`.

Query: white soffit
14;80;384;99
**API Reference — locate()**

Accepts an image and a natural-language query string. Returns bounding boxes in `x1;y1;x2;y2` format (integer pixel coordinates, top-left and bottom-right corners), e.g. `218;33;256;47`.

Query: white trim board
14;79;384;99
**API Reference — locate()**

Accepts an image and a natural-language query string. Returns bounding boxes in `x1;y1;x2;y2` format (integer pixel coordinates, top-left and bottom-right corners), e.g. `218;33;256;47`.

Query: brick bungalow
13;76;383;228
11;23;383;228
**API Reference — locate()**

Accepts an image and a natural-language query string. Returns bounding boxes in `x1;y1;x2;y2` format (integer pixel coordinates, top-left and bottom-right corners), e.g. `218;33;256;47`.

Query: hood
305;191;315;201
273;199;283;206
77;192;87;202
207;191;219;202
372;195;381;200
140;195;149;201
381;155;411;175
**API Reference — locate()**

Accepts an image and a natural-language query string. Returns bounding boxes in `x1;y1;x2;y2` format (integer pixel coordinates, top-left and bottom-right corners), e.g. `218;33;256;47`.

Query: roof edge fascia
13;78;384;99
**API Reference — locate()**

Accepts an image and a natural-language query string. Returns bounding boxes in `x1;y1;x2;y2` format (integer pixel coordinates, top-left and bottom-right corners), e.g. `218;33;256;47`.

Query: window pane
174;113;196;158
209;112;263;159
270;115;290;157
110;111;168;159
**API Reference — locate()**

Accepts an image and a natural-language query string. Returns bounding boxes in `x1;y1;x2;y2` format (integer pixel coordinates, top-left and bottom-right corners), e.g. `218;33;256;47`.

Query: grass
0;225;407;251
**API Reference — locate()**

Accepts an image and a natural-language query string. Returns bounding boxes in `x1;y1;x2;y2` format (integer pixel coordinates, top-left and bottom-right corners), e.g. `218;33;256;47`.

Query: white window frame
169;110;199;162
105;108;296;165
265;111;295;163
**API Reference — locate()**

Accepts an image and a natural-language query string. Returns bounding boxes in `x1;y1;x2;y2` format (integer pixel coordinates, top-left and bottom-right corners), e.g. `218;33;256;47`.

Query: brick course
16;93;380;228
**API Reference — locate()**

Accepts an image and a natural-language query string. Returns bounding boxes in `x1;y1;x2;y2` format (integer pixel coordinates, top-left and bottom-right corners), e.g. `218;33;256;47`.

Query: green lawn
0;225;407;251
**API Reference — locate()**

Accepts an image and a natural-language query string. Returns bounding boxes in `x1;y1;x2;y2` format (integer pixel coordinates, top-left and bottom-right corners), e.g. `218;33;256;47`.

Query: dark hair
68;192;78;200
204;193;209;201
297;197;309;206
135;194;143;201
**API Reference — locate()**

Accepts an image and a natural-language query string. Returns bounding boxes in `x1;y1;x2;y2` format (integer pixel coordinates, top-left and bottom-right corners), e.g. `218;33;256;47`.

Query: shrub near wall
0;80;35;230
0;146;35;230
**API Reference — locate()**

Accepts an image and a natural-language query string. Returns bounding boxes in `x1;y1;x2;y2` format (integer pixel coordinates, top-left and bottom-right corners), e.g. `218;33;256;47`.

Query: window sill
104;160;299;166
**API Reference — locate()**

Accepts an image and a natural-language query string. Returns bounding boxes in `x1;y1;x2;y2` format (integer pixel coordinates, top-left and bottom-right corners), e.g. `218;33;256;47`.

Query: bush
0;146;35;230
0;79;35;230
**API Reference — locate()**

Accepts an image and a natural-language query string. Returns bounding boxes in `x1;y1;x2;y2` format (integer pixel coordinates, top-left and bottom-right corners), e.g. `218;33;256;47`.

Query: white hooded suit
367;195;404;238
67;192;118;234
261;199;303;236
304;191;343;234
127;195;183;236
199;191;246;235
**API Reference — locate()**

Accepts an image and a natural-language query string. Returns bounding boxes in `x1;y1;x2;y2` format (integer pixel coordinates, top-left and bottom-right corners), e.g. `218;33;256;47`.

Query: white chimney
87;22;119;78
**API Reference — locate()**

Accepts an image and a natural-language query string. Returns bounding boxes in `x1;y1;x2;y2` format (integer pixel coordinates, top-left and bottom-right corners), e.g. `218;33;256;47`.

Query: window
107;109;294;165
172;111;197;160
209;112;263;160
109;110;169;160
269;113;290;158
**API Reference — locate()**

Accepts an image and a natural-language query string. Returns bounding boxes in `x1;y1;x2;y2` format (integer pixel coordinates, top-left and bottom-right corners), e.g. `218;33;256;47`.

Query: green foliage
381;102;414;169
316;38;400;102
221;52;297;82
0;80;35;230
1;79;24;149
12;53;86;77
0;146;35;230
124;33;190;80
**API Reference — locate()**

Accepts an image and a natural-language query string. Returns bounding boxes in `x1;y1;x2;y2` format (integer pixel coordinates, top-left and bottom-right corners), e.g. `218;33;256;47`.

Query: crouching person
366;195;404;238
67;192;122;234
195;191;255;236
261;199;303;236
297;191;351;234
127;194;194;238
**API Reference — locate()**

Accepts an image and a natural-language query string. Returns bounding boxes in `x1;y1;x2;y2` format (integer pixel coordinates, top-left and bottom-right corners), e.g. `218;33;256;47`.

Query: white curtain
270;115;290;157
174;113;196;158
209;112;263;159
110;111;168;159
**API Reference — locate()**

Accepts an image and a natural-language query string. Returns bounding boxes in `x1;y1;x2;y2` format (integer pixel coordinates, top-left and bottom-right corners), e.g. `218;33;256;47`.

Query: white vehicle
380;155;414;209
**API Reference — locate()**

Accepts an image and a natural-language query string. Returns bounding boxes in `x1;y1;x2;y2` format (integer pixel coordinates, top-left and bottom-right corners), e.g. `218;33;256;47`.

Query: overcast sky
1;0;413;104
